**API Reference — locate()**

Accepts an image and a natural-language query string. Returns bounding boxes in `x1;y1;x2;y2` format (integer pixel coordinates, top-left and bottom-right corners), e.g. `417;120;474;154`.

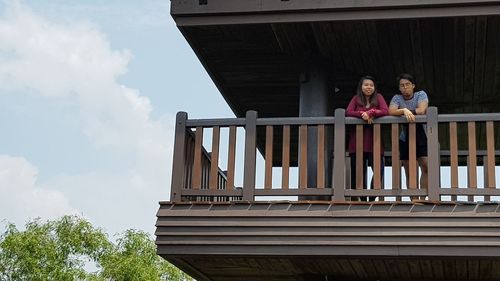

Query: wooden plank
362;259;379;280
442;19;455;102
372;259;389;280
483;155;489;200
346;21;366;73
373;124;382;193
455;260;468;280
407;259;422;280
453;18;465;109
431;260;445;280
358;21;378;76
494;17;500;123
317;125;325;189
449;122;459;201
192;126;204;190
479;259;493;280
299;125;308;189
468;259;480;281
420;259;434;280
409;19;425;88
264;125;273;189
356;125;364;190
408;123;417;189
396;259;411;281
420;19;435;97
464;17;476;102
386;21;402;75
399;21;414;74
392;124;401;201
349;259;368;280
184;133;194;189
227;126;236;189
483;17;499;111
365;21;390;81
431;19;446;100
282;125;290;189
486;121;496;189
209;126;220;190
473;16;487;102
468;121;477;202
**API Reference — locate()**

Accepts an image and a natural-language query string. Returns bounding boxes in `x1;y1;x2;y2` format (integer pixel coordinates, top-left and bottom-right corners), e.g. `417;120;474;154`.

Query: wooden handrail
170;107;500;203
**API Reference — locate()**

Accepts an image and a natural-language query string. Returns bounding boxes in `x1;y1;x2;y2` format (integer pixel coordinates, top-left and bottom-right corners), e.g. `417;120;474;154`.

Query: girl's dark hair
396;73;415;85
356;75;378;107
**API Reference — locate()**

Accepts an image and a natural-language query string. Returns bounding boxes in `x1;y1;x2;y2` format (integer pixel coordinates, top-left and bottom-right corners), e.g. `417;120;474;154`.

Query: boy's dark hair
396;73;415;85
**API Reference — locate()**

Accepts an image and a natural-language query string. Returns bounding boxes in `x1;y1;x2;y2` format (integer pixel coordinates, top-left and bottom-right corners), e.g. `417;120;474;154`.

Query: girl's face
361;79;375;96
399;78;415;98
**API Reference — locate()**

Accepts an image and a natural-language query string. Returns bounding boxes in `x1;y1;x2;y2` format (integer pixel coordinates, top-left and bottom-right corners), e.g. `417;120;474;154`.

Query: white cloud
0;1;175;234
0;155;78;227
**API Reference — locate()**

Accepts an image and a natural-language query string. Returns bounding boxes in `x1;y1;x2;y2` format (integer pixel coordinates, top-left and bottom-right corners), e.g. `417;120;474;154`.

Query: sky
0;0;233;236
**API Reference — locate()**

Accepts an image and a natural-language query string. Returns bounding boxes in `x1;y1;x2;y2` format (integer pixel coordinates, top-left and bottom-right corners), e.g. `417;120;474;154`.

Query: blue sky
0;0;233;235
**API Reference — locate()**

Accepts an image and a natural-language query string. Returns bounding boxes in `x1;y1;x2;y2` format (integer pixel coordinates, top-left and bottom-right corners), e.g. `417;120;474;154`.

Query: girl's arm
368;94;389;117
345;96;362;117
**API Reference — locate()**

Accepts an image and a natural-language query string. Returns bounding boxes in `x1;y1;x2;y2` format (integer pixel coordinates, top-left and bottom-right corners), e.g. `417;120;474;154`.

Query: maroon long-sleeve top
345;93;389;154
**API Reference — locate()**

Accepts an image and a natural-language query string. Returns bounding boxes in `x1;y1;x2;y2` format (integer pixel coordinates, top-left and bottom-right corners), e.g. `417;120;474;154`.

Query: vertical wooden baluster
317;125;325;189
486;121;496;200
408;123;417;191
468;122;477;202
209;126;220;190
299;125;308;189
356;124;364;190
373;124;382;201
392;124;401;201
282;125;290;190
192;126;203;190
449;122;458;201
265;126;273;189
185;133;194;189
227;126;236;190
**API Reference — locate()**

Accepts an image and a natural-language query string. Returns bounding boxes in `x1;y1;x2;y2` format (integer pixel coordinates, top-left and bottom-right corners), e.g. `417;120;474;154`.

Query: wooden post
427;106;440;201
243;110;258;201
170;111;188;202
333;109;346;201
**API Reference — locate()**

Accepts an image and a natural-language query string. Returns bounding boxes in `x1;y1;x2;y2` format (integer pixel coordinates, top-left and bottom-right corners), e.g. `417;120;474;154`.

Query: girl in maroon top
346;76;388;200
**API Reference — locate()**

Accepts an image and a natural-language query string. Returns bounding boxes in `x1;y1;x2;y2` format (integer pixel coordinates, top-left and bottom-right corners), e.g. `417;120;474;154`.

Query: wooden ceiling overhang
171;0;500;118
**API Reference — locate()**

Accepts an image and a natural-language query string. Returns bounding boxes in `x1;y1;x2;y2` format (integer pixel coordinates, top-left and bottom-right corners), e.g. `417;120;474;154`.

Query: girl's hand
361;112;370;121
366;117;374;124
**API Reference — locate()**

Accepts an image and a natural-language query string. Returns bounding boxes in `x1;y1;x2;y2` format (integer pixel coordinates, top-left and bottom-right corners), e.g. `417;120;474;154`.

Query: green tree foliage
0;216;192;281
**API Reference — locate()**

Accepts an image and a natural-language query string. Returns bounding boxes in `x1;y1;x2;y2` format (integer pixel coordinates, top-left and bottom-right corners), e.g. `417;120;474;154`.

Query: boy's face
399;78;415;99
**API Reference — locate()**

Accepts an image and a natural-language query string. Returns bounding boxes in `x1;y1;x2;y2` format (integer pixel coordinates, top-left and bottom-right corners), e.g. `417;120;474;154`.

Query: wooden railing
170;107;500;202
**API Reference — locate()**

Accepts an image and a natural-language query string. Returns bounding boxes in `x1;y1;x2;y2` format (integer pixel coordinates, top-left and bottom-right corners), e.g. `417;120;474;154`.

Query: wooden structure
158;1;500;280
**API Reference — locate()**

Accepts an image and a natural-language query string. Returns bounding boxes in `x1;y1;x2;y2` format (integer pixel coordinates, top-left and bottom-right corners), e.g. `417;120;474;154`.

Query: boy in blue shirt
389;73;429;191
